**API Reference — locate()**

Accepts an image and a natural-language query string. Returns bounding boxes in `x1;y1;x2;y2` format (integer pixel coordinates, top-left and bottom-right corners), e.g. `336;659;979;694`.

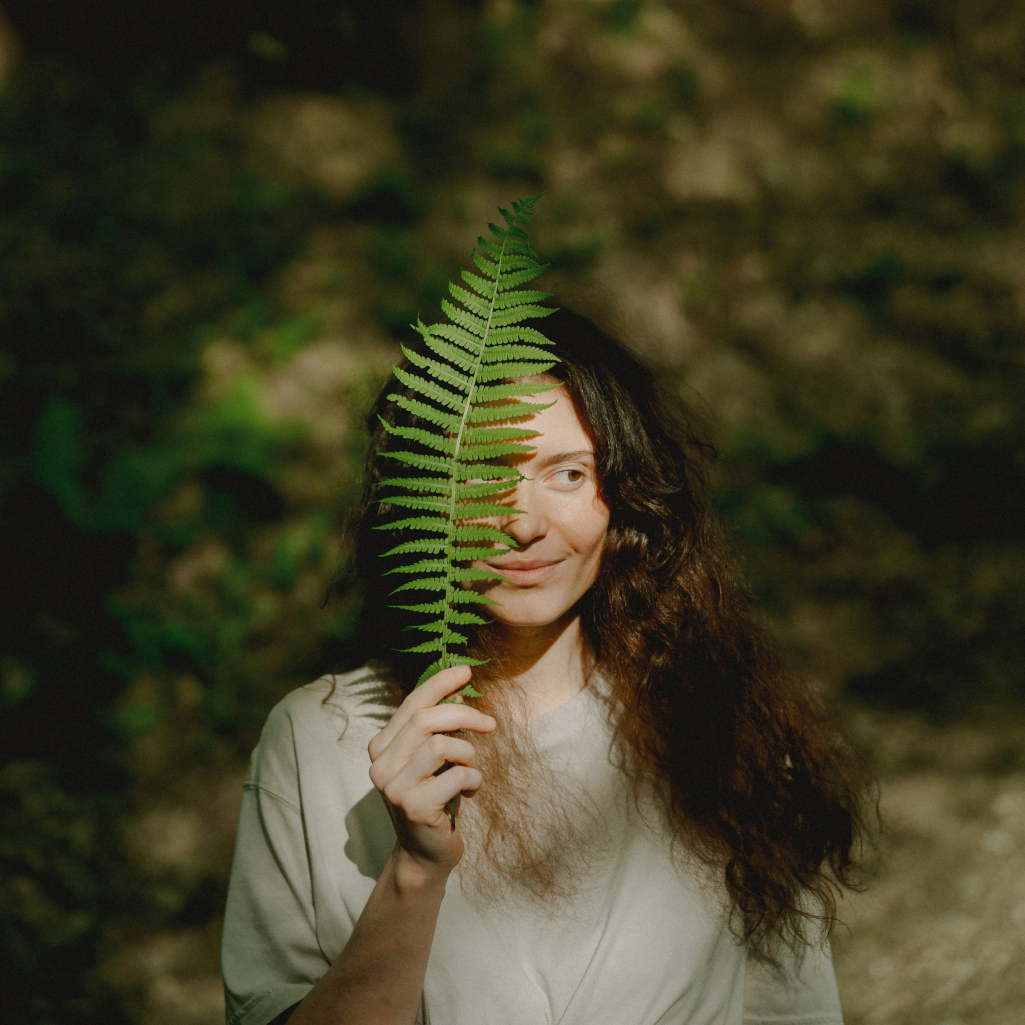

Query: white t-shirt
221;666;845;1025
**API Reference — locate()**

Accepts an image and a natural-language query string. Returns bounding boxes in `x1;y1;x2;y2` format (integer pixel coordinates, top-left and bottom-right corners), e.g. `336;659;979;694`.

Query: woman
221;309;869;1025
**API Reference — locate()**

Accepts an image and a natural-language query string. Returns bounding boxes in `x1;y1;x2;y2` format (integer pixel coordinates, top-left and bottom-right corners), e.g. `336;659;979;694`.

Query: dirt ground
832;710;1025;1025
110;707;1025;1025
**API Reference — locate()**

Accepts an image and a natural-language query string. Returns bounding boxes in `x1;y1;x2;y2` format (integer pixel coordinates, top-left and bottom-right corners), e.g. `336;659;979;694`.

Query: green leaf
422;335;478;373
490;304;555;328
377;197;560;688
451;528;516;545
489;326;557;346
474;381;562;403
459;441;535;458
384;559;450;575
381;477;451;495
453;463;522;482
382;538;450;556
400;638;449;654
451;566;506;582
451;590;500;605
388;577;448;593
392;366;467;412
400;344;472;392
459;269;496;298
455;502;525;518
429;323;483;354
374;516;451;533
478;361;558;383
481;342;556;361
417;659;489;687
468;400;554;422
471;249;499;279
378;495;449;512
381;451;453;473
446;544;506;560
391;600;448;614
455;480;517;499
448;282;492;318
462;425;539;443
378;420;455;455
387;394;461;430
441;299;487;336
492;289;554;309
448;611;491;625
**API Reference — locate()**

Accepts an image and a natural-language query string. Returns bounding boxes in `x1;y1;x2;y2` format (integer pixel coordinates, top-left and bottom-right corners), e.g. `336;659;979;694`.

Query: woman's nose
496;479;546;546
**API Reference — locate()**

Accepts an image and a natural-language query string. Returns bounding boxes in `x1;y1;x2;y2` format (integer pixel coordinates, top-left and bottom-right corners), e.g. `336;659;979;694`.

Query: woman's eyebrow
534;449;595;469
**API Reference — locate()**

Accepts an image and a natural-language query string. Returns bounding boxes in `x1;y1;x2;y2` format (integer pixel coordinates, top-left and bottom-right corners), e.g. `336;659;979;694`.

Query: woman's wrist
391;846;453;895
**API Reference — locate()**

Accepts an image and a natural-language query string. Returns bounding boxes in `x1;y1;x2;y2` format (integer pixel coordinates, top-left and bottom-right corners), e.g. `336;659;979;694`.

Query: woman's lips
485;559;562;586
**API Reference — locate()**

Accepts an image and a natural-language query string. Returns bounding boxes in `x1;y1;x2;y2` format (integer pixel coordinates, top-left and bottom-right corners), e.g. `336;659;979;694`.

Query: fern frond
448;282;493;318
440;299;487;337
380;452;451;473
477;362;557;383
467;400;554;422
377;196;558;690
391;366;467;411
400;344;472;392
492;289;554;309
377;419;455;455
381;539;450;557
461;425;540;443
383;562;451;578
460;268;496;298
375;516;450;533
428;323;483;354
489;326;557;346
455;481;518;499
444;547;508;563
378;495;449;512
459;441;534;458
381;477;451;495
388;577;448;593
474;381;562;403
452;463;522;482
387;394;461;430
489;304;556;329
453;502;525;519
450;524;517;544
419;334;478;374
471;249;498;278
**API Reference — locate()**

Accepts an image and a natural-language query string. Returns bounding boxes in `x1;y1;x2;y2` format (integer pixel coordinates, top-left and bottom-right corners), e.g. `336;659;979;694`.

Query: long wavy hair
338;307;871;949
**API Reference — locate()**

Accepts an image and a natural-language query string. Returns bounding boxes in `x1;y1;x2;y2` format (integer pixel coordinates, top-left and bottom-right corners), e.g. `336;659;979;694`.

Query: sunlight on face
471;382;610;629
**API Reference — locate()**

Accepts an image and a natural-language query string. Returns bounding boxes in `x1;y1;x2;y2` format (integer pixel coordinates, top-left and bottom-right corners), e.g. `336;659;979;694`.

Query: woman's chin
488;599;576;631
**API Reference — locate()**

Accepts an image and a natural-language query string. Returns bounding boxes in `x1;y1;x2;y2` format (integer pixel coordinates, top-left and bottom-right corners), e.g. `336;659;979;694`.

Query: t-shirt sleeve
742;934;844;1025
221;711;331;1025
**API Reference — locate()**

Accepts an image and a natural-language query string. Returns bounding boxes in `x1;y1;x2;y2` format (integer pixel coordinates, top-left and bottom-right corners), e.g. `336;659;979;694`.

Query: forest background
2;1;1024;1023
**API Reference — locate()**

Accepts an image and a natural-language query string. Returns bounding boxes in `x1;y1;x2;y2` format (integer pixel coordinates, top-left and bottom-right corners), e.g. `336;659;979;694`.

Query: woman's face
471;383;610;629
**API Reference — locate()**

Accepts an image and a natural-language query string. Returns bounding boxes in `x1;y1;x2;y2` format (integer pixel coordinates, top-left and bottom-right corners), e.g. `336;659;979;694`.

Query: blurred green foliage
1;0;1025;1021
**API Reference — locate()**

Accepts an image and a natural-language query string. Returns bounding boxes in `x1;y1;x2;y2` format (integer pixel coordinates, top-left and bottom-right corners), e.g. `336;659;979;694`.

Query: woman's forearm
286;848;449;1025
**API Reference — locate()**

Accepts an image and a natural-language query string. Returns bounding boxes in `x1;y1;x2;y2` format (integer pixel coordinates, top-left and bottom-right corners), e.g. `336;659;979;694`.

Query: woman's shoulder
247;664;396;794
272;663;394;736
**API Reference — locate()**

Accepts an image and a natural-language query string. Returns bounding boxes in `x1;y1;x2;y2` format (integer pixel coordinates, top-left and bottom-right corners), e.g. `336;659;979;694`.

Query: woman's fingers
370;707;492;789
390;734;477;793
368;665;476;760
403;766;484;823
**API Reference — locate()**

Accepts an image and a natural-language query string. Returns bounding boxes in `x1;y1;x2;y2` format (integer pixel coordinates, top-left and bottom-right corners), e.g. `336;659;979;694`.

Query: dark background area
2;2;1024;1023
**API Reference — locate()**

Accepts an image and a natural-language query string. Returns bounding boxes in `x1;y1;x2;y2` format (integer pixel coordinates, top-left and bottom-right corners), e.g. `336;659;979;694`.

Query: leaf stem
439;233;510;671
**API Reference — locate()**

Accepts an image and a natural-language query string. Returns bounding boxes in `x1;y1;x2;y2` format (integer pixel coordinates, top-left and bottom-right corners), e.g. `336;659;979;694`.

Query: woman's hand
368;665;496;877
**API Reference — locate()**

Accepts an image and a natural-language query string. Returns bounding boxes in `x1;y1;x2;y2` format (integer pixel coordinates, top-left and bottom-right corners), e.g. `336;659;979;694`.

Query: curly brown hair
340;307;871;950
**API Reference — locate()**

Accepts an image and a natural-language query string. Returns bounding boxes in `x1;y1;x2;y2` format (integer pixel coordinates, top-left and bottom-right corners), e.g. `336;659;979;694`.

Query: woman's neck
490;612;593;722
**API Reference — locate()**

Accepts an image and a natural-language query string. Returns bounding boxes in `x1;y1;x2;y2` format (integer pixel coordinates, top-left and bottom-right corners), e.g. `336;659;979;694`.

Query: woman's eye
552;468;584;485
